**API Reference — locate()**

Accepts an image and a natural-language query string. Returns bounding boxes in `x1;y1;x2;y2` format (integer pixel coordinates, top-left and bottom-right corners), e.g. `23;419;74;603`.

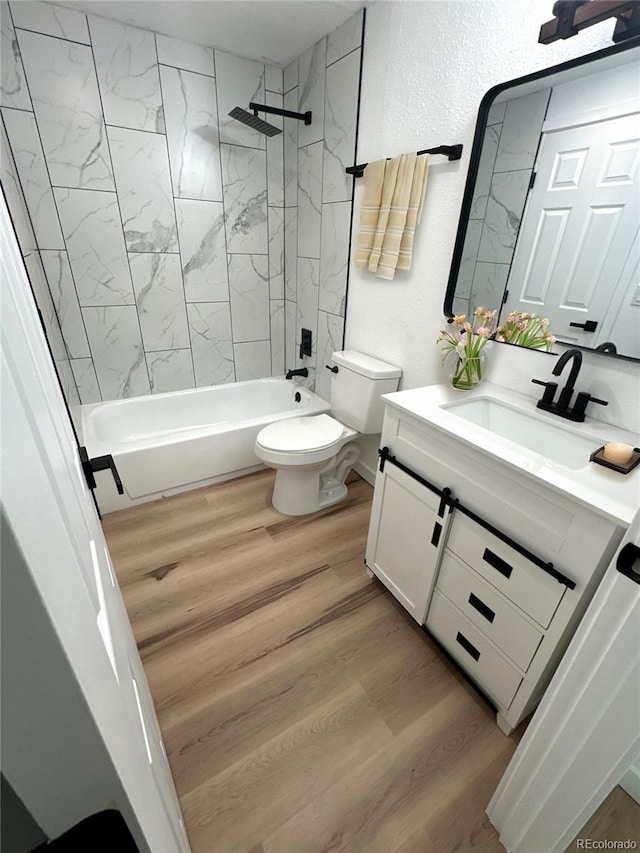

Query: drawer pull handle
456;631;481;662
483;547;513;579
468;593;495;623
431;522;442;547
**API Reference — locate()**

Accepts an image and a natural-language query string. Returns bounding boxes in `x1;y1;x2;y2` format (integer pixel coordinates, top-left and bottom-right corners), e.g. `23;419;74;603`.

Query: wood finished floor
103;470;522;853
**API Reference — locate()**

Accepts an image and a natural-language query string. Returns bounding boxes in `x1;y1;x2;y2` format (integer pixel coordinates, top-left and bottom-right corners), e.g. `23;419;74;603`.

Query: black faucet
553;348;583;410
531;348;608;422
285;367;309;380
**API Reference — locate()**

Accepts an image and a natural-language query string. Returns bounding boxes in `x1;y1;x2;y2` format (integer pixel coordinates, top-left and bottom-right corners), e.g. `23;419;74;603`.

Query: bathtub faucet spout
285;367;309;380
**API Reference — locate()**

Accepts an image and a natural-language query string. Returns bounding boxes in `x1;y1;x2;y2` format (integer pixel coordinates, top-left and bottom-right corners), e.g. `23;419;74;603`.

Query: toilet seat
255;415;348;467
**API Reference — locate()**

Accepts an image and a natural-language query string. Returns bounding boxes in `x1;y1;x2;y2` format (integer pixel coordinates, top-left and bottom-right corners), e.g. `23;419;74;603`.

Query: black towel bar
346;144;463;178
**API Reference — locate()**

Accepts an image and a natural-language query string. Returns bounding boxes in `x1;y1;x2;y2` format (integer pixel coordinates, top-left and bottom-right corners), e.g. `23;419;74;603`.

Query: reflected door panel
503;112;639;351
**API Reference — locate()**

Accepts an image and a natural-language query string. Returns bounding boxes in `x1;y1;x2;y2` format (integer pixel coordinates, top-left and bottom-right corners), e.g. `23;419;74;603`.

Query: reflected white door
503;112;639;348
1;192;190;850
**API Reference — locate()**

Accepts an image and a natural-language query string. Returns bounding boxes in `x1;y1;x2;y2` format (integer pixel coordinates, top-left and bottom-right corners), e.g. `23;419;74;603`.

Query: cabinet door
365;462;449;623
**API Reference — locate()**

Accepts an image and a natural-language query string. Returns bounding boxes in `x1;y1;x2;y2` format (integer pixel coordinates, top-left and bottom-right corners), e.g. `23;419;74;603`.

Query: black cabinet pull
456;631;480;661
483;547;513;579
616;542;640;586
468;593;495;623
431;522;442;547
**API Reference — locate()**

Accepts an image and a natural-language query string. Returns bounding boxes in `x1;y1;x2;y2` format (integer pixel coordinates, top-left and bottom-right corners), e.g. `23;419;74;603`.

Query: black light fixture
539;0;640;43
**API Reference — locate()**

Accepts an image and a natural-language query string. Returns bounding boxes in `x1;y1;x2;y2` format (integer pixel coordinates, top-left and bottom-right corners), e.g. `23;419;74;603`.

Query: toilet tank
330;350;402;434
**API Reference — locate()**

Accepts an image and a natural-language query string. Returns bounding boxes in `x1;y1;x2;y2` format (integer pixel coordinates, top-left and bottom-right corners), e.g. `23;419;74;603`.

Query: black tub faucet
285;367;309;380
552;348;583;410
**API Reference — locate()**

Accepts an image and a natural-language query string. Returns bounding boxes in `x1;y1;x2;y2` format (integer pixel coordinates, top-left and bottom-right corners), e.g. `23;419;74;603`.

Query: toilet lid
258;414;344;452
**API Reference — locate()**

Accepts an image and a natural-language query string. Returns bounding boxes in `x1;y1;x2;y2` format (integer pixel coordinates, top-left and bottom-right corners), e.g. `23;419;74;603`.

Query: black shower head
228;107;282;137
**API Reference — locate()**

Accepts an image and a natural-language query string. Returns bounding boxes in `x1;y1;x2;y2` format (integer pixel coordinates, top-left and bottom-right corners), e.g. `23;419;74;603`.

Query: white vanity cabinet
365;394;631;735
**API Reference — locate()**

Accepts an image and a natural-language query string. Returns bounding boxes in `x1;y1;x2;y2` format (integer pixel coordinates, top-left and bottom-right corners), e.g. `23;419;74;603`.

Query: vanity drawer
436;553;543;671
426;591;523;710
446;514;565;628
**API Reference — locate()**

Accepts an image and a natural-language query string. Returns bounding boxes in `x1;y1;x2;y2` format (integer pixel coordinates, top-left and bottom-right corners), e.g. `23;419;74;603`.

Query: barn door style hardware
79;446;124;495
539;1;640;44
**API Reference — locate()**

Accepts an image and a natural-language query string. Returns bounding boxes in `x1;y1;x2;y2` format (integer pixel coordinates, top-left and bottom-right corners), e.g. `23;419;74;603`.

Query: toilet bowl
255;351;402;516
255;414;358;515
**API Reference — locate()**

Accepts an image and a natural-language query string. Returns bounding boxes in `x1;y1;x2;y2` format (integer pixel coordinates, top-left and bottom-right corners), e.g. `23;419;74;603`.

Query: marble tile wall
453;88;551;317
0;0;285;402
284;10;364;402
0;1;364;406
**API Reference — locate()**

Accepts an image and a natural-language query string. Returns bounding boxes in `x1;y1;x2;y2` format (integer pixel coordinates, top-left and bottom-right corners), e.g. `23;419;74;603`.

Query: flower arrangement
495;311;556;351
436;307;497;390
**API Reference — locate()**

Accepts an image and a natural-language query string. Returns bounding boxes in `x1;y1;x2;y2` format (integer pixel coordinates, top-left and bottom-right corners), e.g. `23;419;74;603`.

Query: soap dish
590;446;640;474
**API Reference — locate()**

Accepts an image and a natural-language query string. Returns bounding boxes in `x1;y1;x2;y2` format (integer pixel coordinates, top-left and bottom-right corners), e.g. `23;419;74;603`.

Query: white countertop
382;382;640;527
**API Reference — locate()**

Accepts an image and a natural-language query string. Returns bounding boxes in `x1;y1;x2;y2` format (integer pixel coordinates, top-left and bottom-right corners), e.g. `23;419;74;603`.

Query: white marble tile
487;101;506;126
315;310;344;402
323;49;359;204
1;114;36;254
54;187;134;306
40;249;90;358
470;123;500;221
146;349;195;393
23;251;65;360
494;89;550;173
296;257;319;347
283;87;298;207
1;6;31;109
11;0;89;43
283;59;298;94
326;10;363;67
284;298;296;367
270;299;284;375
284;206;297;301
469;262;510;314
71;357;102;403
455;218;483;311
18;30;114;190
221;143;267;254
298;39;325;148
57;356;80;408
477;169;531;264
228;254;269;343
187;301;235;386
89;15;164;133
83;305;150;400
107;125;177;252
265;91;284;207
160;65;222;201
319;201;350;316
268;206;284;300
175;198;228;302
129;253;189;351
233;340;271;381
2;107;64;249
297;141;322;258
265;65;283;94
156;34;214;76
215;50;265;149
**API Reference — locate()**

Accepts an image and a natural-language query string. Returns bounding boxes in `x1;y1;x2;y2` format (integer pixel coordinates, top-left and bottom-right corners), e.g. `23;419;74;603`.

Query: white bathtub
82;378;330;514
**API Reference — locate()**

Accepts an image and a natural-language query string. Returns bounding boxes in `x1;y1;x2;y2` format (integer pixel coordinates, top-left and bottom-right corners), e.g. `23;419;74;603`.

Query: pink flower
463;322;472;333
454;315;466;325
477;327;490;337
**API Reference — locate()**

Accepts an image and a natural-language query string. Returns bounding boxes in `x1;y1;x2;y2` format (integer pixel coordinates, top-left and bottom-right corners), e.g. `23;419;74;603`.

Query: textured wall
0;0;285;402
282;11;363;402
346;1;638;434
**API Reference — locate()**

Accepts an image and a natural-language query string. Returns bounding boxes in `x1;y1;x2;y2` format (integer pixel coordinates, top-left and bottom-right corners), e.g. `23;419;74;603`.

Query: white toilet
255;351;401;515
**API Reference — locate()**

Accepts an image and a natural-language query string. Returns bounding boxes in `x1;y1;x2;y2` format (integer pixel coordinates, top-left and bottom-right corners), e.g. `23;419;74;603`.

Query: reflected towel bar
345;144;463;178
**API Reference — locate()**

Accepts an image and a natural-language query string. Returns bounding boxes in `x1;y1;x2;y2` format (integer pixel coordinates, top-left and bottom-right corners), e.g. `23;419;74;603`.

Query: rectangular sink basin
442;397;603;469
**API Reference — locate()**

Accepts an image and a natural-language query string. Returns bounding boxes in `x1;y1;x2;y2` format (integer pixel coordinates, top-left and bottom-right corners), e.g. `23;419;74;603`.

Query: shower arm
249;102;312;125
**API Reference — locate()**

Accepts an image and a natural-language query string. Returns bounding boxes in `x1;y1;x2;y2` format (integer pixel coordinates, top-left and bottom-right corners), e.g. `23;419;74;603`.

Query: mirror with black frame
444;39;640;362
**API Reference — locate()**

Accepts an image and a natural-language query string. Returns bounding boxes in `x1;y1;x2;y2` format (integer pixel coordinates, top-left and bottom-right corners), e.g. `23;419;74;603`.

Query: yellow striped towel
354;159;386;269
375;153;418;280
396;153;430;272
366;156;401;273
